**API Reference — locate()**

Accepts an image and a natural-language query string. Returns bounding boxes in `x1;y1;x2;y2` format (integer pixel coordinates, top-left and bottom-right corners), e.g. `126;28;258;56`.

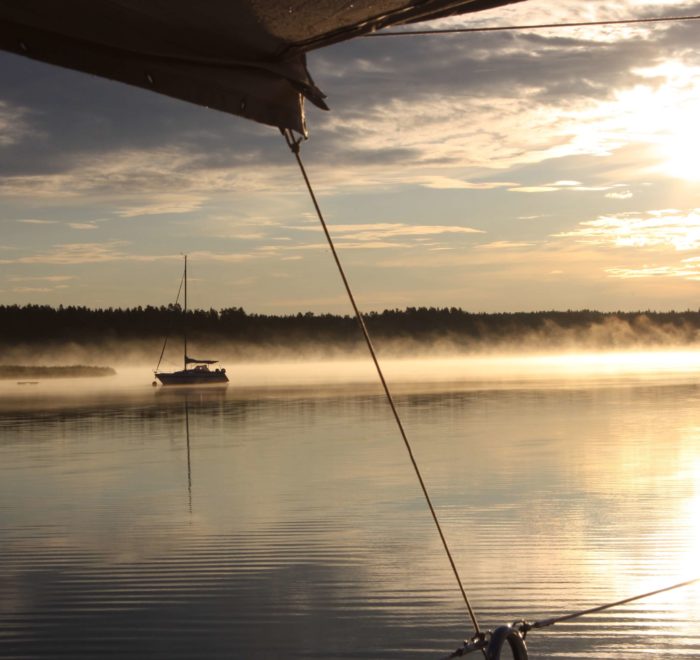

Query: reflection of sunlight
675;461;700;583
678;505;700;585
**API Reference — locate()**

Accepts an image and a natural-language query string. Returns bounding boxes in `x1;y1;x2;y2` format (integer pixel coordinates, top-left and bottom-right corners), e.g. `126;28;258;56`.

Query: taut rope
282;128;481;635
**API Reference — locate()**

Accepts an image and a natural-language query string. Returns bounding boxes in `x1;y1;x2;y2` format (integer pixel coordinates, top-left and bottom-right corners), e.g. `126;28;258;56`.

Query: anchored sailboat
154;256;228;386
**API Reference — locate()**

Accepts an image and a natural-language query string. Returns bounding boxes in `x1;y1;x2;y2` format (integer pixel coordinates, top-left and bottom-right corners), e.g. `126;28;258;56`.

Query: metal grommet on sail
485;626;528;660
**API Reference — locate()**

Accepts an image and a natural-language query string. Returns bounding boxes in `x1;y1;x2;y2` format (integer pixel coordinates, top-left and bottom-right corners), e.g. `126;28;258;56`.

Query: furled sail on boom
0;0;526;135
185;357;218;365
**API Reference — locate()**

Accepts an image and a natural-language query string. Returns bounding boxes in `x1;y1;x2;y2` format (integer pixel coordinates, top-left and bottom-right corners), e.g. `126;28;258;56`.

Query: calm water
1;355;700;659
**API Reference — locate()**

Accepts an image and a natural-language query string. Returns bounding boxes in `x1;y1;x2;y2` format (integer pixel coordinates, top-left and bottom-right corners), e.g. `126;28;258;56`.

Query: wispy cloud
476;241;534;250
0;100;31;146
12;286;68;293
289;222;485;241
510;181;629;193
0;242;259;265
0;147;294;199
9;275;75;282
606;190;634;200
0;241;134;264
418;176;517;190
555;208;700;250
116;195;206;218
8;274;75;294
606;259;700;281
185;250;257;263
16;218;58;225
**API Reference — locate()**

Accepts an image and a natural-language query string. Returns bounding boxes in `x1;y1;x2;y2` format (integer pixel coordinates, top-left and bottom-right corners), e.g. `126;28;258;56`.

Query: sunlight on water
1;350;700;658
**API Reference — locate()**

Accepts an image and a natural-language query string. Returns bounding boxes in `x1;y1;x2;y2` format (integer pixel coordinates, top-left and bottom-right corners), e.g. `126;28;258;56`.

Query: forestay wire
282;128;481;635
367;13;700;37
154;266;186;373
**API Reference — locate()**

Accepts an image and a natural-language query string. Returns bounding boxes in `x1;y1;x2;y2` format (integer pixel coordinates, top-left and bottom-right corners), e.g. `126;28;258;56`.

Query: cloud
9;275;75;282
288;222;484;241
0;241;134;264
417;176;517;190
476;240;534;249
1;2;698;203
606;190;634;199
2;1;700;312
606;261;700;281
349;223;483;239
555;208;700;250
259;240;410;252
510;186;561;193
0;100;31;146
16;218;58;225
0;145;294;199
185;250;257;263
269;222;487;251
6;274;75;293
12;286;62;293
0;242;260;265
304;6;700;191
116;195;207;218
510;180;633;193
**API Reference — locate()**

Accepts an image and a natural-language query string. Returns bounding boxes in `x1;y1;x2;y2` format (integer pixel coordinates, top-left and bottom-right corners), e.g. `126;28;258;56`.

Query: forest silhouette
3;304;700;353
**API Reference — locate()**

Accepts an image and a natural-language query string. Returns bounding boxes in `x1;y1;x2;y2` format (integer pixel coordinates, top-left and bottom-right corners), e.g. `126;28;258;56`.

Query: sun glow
636;62;700;182
661;121;700;182
571;61;700;182
653;69;700;182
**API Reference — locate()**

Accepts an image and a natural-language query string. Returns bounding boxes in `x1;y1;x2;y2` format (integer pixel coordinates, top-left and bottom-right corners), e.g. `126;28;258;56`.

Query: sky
1;0;700;315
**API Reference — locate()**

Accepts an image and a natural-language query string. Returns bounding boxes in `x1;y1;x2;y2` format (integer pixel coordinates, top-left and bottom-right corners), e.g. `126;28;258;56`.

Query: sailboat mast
183;254;188;371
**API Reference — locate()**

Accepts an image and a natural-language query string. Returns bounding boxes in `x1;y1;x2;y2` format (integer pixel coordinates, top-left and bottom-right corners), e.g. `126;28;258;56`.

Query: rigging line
367;14;700;36
281;128;481;636
154;265;186;373
525;576;700;631
439;577;700;658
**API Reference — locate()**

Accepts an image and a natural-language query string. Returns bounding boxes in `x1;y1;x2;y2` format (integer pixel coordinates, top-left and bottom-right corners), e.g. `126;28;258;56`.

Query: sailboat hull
155;368;229;386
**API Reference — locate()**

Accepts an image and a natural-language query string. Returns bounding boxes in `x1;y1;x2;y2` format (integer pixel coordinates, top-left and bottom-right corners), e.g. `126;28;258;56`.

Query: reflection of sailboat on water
184;397;192;514
154;255;229;387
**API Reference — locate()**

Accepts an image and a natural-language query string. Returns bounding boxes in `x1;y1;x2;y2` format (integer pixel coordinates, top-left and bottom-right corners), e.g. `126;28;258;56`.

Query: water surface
1;354;700;658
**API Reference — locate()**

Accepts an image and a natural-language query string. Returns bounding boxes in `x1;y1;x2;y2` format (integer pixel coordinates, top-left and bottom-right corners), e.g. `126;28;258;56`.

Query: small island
0;365;116;380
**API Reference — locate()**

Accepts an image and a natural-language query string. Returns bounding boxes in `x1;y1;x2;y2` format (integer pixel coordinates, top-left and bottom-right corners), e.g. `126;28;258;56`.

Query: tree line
3;304;700;349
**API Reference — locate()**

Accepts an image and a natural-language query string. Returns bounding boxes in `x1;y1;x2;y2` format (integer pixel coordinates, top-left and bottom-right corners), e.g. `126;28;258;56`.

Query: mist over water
3;349;700;403
1;349;700;658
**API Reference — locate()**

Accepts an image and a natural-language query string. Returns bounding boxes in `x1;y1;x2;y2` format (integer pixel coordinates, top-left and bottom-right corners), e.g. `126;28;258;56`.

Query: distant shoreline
3;306;700;361
0;365;116;380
